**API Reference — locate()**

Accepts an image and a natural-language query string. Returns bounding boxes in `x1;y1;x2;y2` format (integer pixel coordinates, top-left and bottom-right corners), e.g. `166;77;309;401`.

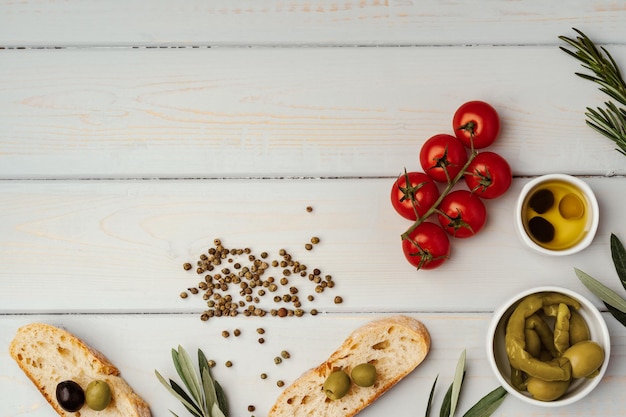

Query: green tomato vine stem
400;147;478;242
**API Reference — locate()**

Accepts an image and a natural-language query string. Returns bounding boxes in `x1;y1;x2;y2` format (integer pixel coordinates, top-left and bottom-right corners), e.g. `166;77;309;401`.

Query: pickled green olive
323;370;351;400
351;363;377;387
56;380;85;412
562;341;605;378
526;376;570;401
85;380;112;411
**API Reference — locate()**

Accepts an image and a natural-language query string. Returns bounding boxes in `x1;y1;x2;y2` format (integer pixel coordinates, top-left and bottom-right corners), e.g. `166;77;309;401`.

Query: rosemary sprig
155;346;229;417
559;28;626;156
575;233;626;326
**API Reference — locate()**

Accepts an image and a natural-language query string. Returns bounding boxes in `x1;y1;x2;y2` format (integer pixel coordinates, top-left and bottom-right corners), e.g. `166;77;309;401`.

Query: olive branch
575;233;626;327
425;349;507;417
155;346;229;417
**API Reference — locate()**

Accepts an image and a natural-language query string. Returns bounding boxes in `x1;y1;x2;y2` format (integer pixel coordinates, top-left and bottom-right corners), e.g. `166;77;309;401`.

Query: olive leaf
425;375;439;417
611;233;626;289
156;347;229;417
449;349;466;417
575;268;626;313
605;303;626;327
462;386;507;417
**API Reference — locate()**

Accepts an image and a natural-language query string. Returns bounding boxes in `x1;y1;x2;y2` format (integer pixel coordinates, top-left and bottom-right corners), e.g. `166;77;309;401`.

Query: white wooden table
2;2;626;416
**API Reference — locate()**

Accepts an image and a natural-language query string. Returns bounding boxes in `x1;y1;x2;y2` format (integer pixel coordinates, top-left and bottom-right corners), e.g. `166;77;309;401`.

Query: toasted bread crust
9;323;151;417
269;315;431;417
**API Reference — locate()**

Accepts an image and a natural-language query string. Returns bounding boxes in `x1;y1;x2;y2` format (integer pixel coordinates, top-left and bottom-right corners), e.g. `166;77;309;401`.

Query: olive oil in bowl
516;175;599;255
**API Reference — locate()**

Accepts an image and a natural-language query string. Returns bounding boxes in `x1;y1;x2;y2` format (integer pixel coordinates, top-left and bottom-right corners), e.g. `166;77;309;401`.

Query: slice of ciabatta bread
268;315;431;417
9;322;151;417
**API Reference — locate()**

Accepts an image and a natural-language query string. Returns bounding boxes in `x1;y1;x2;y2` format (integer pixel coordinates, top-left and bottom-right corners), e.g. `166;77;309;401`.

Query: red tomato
390;171;440;220
464;152;512;199
453;101;500;149
437;190;487;238
402;222;451;270
419;134;468;183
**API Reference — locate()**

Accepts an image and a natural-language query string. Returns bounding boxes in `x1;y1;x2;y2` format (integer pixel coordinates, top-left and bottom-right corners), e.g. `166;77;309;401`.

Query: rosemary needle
559;28;626;156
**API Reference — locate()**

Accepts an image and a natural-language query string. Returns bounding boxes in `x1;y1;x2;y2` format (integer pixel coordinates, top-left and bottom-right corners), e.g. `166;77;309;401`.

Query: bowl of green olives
487;286;610;407
515;174;599;256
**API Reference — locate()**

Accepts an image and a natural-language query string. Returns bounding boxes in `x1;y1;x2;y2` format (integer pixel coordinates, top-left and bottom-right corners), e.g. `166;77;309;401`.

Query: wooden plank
1;0;625;47
1;177;624;314
2;47;626;179
1;313;624;417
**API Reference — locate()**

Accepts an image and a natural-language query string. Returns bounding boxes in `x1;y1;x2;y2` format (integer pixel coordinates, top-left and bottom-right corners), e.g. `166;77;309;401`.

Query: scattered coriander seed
258;338;265;344
274;356;282;365
208;360;216;368
248;405;256;412
180;292;188;299
311;236;320;244
225;360;233;367
308;295;314;301
257;328;265;334
278;308;288;317
310;309;318;316
305;243;313;251
334;296;343;304
183;263;192;271
281;350;290;359
222;330;230;338
306;206;313;212
277;380;285;387
234;329;241;337
260;373;268;379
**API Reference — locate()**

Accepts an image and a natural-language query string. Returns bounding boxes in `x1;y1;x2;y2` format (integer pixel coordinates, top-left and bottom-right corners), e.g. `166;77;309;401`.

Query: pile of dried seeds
180;238;342;321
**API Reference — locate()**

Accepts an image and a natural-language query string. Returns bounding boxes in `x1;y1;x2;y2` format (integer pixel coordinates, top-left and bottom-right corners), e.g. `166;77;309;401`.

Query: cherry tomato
390;171;440;220
464;151;512;199
419;134;468;183
401;222;450;270
437;190;487;238
453;101;500;149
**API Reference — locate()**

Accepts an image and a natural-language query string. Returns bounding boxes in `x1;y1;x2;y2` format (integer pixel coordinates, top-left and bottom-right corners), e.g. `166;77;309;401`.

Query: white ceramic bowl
487;286;610;407
515;174;599;256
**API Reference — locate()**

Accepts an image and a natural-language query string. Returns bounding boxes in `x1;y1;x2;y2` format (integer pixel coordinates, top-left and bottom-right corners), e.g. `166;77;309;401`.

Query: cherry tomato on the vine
401;222;450;270
390;171;440;221
453;101;500;149
437;190;487;238
464;151;512;199
419;134;468;183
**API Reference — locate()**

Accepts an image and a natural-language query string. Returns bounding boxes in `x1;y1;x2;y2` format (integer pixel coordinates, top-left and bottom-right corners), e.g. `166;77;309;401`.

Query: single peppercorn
225;361;233;367
277;380;285;387
183;262;192;271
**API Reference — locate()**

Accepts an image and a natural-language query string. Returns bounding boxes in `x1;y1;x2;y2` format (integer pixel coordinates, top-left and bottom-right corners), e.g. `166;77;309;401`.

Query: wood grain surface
2;1;626;416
